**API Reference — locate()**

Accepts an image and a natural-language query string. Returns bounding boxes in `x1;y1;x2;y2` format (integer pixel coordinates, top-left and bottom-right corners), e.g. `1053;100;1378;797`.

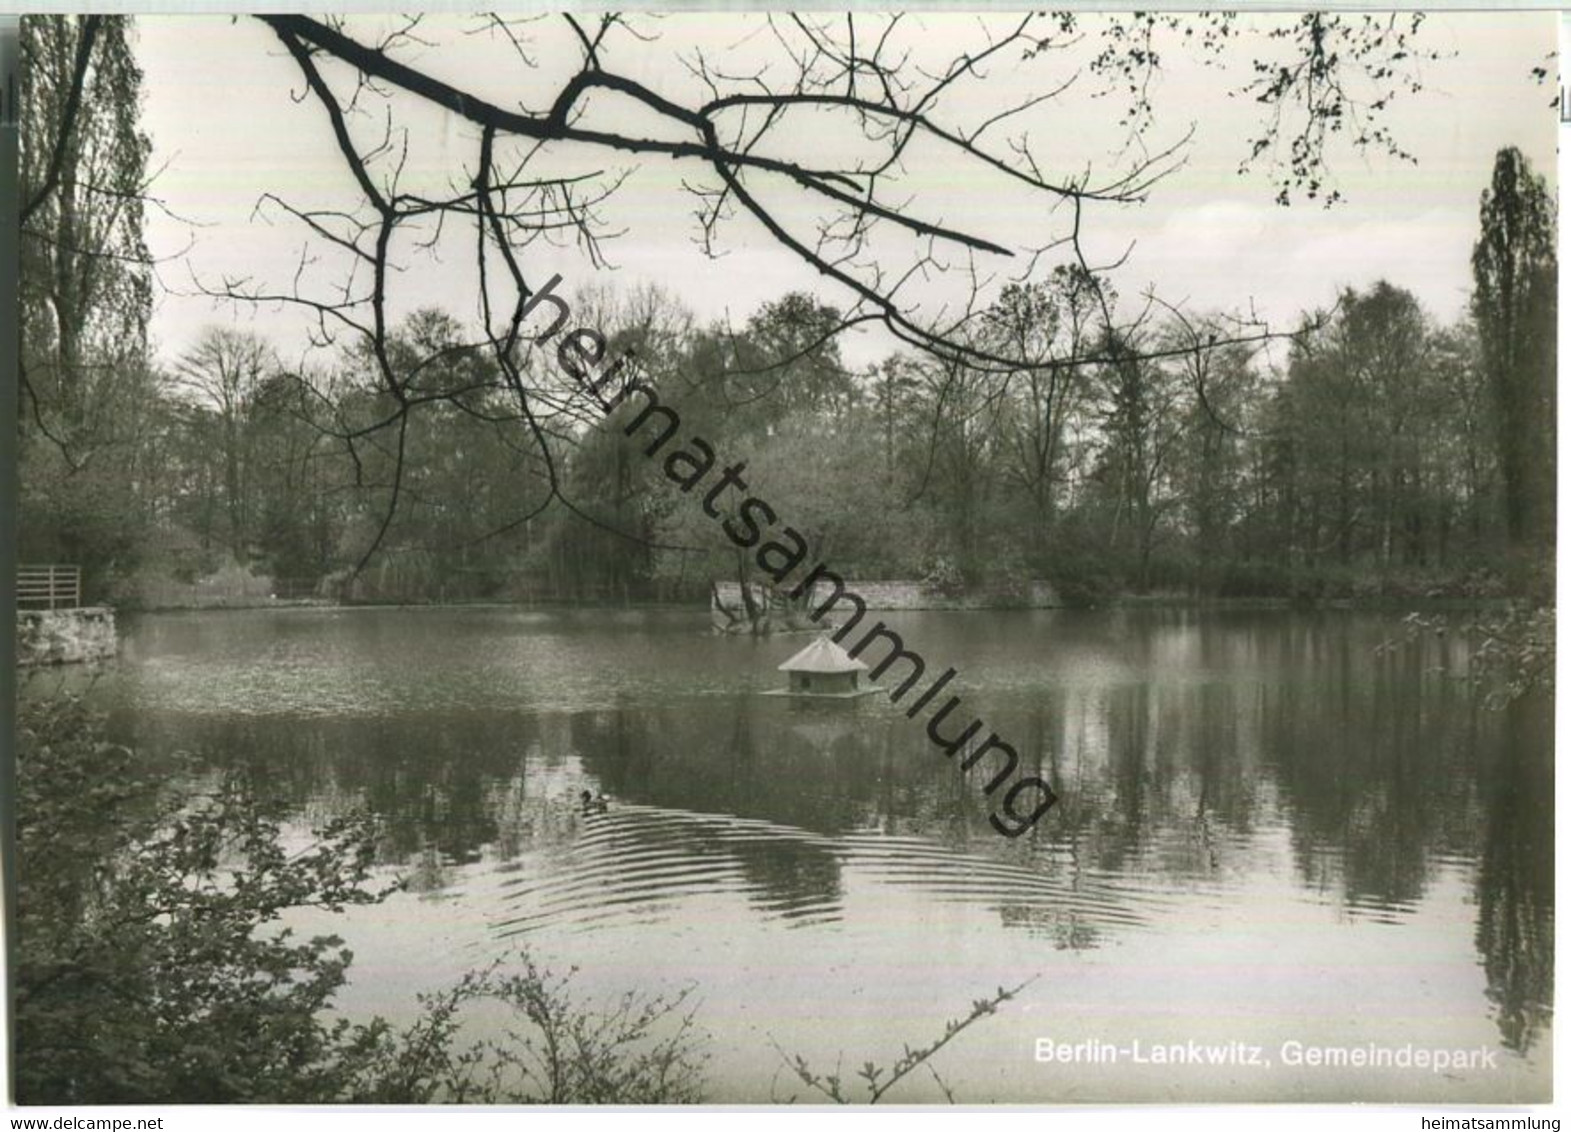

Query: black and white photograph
6;8;1558;1112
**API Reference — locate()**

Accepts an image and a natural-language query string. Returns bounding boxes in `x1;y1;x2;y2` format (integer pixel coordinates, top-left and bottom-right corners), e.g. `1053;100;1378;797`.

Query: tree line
22;212;1556;608
17;16;1554;607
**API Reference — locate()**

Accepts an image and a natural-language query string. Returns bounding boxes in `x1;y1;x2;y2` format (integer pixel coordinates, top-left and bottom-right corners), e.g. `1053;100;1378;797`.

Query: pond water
91;606;1551;1103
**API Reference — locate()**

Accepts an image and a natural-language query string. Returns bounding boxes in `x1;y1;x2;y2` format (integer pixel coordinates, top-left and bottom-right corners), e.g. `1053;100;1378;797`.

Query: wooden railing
17;565;82;610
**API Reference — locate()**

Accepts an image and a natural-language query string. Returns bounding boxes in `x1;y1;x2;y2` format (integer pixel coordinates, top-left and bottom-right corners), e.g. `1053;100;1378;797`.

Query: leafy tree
20;15;151;441
733;293;855;420
1330;282;1435;570
1426;322;1499;564
172;327;276;562
248;370;342;588
1255;283;1477;594
14;15;1542;605
18;16;158;594
1166;333;1259;590
900;349;1012;581
983;268;1104;567
1471;147;1556;598
1090;330;1186;591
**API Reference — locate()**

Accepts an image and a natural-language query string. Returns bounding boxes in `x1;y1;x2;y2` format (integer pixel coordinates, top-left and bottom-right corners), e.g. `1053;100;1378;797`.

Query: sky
131;12;1559;371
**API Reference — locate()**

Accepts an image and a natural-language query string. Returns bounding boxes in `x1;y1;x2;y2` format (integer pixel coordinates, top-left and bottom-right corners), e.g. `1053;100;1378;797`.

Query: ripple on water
488;803;1155;942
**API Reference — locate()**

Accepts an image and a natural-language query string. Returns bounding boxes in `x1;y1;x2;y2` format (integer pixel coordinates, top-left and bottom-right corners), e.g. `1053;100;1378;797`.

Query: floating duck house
774;634;876;698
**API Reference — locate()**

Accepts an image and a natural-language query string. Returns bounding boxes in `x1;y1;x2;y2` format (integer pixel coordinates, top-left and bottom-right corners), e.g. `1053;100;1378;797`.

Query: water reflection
1476;692;1554;1055
104;608;1552;1067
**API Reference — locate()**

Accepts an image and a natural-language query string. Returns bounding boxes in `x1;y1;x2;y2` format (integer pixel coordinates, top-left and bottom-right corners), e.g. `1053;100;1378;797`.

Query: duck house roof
777;634;868;674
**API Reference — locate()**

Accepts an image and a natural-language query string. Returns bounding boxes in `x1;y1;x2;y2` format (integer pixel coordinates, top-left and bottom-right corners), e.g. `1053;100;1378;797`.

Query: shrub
12;691;707;1104
15;691;384;1103
342;958;706;1104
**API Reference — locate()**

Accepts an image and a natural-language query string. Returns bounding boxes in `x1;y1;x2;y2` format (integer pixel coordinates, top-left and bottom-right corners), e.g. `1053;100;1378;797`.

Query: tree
20;15;151;443
1092;330;1185;590
1427;322;1498;561
1164;327;1259;590
1253;283;1480;594
983;268;1104;567
901;348;1011;581
14;14;1504;601
204;13;1443;575
18;16;159;594
174;328;277;561
1330;282;1435;570
1471;147;1556;598
732;293;856;420
247;370;342;588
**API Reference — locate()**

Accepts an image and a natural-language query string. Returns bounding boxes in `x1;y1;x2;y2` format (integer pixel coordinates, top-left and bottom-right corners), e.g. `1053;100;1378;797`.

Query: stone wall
712;579;1061;612
17;607;119;666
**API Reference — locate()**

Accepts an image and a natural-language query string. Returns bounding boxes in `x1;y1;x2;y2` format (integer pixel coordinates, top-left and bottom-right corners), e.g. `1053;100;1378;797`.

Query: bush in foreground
13;691;704;1104
15;689;1019;1104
